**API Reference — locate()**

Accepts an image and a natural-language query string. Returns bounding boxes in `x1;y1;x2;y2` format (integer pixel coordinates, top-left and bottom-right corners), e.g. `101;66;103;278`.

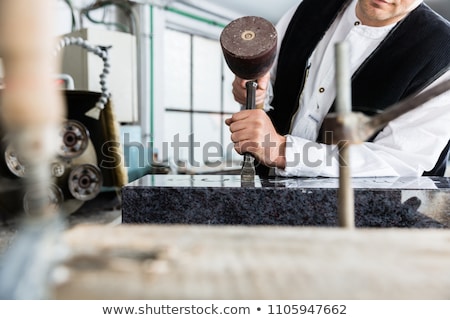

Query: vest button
354;21;360;26
319;87;325;93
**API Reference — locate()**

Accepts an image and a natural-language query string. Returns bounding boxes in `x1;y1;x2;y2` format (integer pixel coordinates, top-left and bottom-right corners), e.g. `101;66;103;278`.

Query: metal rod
366;78;450;135
321;76;450;145
335;43;352;115
337;141;355;228
335;42;355;229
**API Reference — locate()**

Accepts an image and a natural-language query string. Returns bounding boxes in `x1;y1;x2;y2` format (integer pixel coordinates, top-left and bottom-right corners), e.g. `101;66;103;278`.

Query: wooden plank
53;225;450;299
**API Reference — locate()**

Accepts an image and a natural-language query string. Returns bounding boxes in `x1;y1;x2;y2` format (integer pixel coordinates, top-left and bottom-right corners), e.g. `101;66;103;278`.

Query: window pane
193;113;222;167
163;111;192;165
192;36;221;112
164;29;191;110
222;57;241;113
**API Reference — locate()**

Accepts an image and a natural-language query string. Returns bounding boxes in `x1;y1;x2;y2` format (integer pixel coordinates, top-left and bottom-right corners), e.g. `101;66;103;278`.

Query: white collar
344;0;397;39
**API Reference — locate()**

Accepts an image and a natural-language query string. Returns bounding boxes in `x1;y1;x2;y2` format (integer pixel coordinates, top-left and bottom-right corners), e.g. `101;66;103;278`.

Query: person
225;0;450;177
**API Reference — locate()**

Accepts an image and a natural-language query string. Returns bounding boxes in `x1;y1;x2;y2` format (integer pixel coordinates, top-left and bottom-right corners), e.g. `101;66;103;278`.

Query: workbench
52;224;450;299
1;176;450;300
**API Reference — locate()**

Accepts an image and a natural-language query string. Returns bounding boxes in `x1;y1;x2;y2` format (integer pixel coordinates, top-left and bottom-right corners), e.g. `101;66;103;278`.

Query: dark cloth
259;0;450;177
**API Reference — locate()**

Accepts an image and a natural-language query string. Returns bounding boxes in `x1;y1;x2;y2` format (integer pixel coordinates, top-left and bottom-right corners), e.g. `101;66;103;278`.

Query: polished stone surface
122;175;450;228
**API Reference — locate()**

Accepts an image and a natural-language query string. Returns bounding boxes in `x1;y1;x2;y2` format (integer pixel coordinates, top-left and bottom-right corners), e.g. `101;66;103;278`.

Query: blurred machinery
60;28;138;124
0;119;101;215
0;89;127;220
0;35;128;221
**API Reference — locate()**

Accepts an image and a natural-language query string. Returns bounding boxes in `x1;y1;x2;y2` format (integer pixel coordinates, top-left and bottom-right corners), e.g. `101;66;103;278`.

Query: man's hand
232;72;270;107
225;109;286;169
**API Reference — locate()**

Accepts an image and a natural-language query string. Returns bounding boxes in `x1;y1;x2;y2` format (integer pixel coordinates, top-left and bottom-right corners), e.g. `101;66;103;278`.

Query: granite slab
122;175;450;228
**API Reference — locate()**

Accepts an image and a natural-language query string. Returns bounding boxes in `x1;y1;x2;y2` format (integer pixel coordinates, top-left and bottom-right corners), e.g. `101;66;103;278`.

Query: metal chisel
241;81;258;182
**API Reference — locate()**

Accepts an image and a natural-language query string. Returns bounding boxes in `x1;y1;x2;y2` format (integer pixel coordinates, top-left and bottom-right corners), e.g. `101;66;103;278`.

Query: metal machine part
55;36;111;120
23;183;64;216
325;42;450;228
58;120;89;159
55;121;102;212
322;77;450;144
334;43;354;229
68;164;102;201
0;119;102;217
51;161;66;178
4;141;26;178
53;136;100;215
3;119;90;177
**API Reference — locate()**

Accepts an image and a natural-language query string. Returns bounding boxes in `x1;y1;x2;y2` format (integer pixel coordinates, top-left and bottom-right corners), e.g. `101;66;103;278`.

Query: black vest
264;0;450;176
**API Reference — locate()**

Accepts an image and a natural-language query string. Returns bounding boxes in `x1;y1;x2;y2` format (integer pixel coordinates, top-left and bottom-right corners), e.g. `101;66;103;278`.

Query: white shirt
269;0;450;177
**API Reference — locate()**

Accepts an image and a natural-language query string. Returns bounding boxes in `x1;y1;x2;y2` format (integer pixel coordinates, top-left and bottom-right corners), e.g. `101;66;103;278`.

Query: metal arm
327;42;450;230
322;77;450;144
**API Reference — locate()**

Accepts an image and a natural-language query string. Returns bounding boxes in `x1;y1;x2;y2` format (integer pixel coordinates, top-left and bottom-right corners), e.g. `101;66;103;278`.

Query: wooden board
53;224;450;299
